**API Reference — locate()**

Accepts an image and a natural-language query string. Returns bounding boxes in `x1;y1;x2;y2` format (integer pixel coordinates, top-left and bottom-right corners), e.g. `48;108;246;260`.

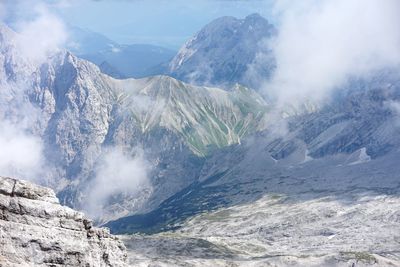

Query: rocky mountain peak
168;13;276;89
244;13;266;22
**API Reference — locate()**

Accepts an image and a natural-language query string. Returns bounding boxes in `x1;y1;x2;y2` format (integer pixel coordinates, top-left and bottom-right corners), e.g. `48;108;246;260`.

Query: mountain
168;13;276;89
0;24;268;223
67;26;119;55
69;13;277;87
0;176;127;266
108;72;400;232
107;72;400;265
98;60;126;79
3;16;400;266
67;26;176;79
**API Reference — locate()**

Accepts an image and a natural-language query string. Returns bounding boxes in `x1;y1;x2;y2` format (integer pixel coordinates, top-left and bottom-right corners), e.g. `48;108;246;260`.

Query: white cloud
0;121;45;182
0;1;67;181
111;46;121;53
265;0;400;106
85;147;151;219
14;3;68;64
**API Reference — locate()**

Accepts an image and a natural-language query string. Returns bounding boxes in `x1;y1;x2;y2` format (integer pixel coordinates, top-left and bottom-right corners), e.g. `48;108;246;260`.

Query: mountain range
0;22;268;224
107;67;400;266
67;13;277;91
1;12;400;266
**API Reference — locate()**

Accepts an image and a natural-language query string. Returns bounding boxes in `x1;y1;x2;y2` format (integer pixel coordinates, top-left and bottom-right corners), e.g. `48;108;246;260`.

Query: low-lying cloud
0;120;45;182
0;1;68;183
265;0;400;106
84;147;151;220
0;80;48;182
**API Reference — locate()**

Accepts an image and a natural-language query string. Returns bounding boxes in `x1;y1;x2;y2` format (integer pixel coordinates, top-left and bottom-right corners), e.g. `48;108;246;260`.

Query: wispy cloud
0;121;45;182
9;2;68;64
84;147;151;220
0;1;68;181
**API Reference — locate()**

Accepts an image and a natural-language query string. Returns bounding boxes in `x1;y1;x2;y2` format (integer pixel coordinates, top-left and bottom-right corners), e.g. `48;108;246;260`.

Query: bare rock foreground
0;176;127;266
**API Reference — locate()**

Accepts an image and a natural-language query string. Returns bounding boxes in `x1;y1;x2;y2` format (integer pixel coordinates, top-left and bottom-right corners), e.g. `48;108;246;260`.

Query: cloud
0;121;46;182
12;3;68;64
264;0;400;106
0;72;50;183
0;1;68;182
84;147;151;220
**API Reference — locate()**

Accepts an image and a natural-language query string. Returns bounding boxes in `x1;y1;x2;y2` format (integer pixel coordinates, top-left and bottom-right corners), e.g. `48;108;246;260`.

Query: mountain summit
168;13;276;89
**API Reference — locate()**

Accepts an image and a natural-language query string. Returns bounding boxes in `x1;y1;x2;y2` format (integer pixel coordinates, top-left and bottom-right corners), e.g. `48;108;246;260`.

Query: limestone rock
0;176;127;266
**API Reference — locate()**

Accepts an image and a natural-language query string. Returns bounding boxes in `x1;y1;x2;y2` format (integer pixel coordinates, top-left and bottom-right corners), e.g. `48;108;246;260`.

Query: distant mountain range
68;13;277;91
67;26;176;79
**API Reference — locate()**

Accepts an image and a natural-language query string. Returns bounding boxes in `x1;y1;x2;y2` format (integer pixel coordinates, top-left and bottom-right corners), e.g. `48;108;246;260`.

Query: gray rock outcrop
0;176;127;266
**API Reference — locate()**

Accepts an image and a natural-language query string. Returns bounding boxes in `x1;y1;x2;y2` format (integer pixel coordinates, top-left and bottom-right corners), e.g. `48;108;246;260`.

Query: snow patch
302;149;313;163
348;147;371;165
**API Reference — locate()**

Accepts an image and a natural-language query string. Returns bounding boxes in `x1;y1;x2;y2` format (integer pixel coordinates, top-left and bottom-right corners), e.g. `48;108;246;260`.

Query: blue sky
56;0;274;49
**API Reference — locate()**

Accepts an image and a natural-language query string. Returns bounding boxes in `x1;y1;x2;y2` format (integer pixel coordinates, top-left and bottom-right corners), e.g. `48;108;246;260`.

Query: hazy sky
56;0;274;49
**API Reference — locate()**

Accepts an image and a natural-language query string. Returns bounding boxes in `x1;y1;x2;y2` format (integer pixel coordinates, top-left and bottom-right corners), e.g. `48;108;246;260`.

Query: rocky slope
121;187;400;266
108;72;400;233
0;176;127;266
168;13;276;89
107;74;400;266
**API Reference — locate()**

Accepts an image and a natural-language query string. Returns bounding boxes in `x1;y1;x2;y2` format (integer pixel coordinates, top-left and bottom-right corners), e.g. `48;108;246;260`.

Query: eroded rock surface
0;176;127;266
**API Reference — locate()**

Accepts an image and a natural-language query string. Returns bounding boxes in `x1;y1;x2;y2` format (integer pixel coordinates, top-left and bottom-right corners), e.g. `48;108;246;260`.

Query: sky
55;0;274;49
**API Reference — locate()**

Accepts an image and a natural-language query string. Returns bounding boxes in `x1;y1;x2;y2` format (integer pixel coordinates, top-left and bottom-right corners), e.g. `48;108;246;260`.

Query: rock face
0;176;127;266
